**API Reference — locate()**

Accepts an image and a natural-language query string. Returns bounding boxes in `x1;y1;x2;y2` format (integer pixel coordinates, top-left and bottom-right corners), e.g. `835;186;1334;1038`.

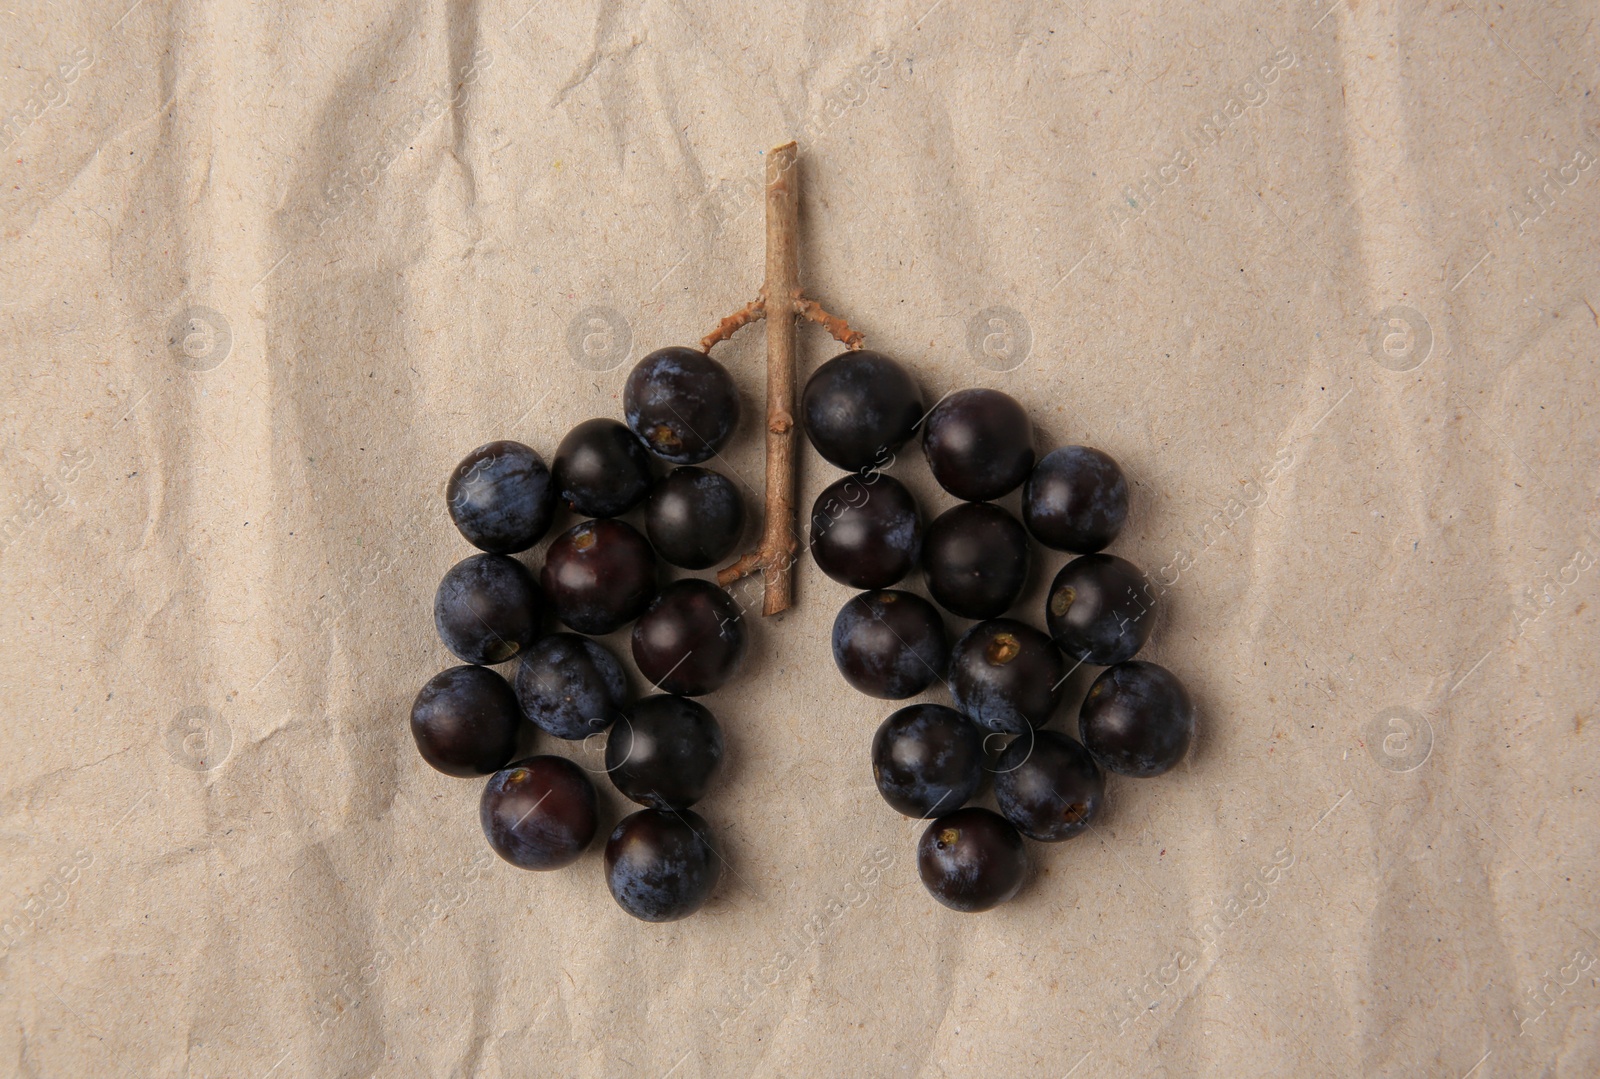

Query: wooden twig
711;142;867;615
717;141;803;614
797;297;865;349
700;296;766;353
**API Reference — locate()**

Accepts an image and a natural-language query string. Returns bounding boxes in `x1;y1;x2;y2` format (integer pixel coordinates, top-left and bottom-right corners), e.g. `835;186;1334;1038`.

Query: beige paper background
3;0;1599;1075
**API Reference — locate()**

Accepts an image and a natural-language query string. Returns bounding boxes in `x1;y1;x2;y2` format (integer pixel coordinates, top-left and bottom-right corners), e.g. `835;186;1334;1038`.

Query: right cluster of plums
803;350;1195;913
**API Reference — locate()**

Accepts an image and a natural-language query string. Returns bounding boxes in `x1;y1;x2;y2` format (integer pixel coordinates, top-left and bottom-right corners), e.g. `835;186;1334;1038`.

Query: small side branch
700;295;766;353
797;296;865;349
716;548;766;587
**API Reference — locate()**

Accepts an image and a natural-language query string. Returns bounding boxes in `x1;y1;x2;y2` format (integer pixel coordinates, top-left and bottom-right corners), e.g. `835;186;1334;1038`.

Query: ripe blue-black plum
810;473;922;589
446;440;556;553
410;665;523;777
1022;445;1129;554
870;704;985;818
479;756;598;870
1079;660;1194;777
514;633;628;740
630;579;746;696
552;418;654;518
916;807;1028;912
433;553;542;665
801;350;923;472
605;694;724;809
920;501;1030;619
993;729;1104;841
646;466;745;569
540;519;657;635
949;619;1065;735
624;347;741;464
921;388;1034;501
831;589;948;699
1045;553;1155;666
604;808;721;921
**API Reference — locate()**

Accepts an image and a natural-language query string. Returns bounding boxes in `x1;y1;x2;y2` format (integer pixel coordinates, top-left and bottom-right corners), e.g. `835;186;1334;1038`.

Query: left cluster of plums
411;347;748;922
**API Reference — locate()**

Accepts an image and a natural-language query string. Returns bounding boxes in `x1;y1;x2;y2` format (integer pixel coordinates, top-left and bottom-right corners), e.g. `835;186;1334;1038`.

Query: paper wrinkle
1318;9;1532;1064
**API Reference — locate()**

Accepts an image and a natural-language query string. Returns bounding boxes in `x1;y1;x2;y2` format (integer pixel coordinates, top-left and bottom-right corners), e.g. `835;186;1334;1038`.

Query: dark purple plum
1023;446;1129;553
992;729;1104;841
920;502;1030;619
917;807;1028;912
870;704;984;818
949;619;1065;735
831;590;948;699
624;347;741;464
446;440;556;554
552;418;654;518
801;350;923;472
921;388;1034;501
541;519;657;635
605;808;721;922
631;579;746;696
1045;553;1155;666
514;633;628;740
433;553;542;665
1079;661;1194;777
409;665;523;777
479;756;598;870
810;473;921;589
605;695;724;809
645;466;745;569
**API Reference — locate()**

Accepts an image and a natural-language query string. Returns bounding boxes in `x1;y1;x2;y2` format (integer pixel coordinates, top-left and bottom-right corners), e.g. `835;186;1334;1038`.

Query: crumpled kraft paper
2;0;1598;1075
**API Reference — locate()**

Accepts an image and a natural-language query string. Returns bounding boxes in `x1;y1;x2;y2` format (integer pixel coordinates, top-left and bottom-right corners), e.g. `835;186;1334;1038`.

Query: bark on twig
716;142;803;614
709;142;863;615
